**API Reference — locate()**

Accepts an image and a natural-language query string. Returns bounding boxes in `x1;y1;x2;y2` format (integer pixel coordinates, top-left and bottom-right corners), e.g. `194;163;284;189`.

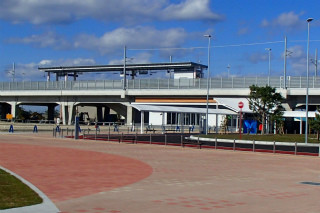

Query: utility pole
283;36;287;89
315;48;318;77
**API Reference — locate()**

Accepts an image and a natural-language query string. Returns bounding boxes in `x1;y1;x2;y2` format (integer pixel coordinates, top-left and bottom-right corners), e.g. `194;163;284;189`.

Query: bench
182;140;203;149
118;135;136;144
145;127;155;134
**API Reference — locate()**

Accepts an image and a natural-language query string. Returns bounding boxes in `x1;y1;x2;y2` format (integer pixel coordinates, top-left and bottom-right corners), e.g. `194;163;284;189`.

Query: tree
16;106;31;121
310;108;320;140
248;85;284;134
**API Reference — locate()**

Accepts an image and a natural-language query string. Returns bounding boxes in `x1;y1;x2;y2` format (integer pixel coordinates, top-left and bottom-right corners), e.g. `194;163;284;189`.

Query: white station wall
149;112;167;125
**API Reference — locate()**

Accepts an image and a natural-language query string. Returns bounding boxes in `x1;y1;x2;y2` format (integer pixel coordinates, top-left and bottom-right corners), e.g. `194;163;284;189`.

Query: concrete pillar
47;104;55;121
215;114;219;134
126;105;133;125
97;106;103;122
0;103;11;119
140;111;144;134
61;103;67;125
104;107;110;122
7;102;18;120
67;103;76;125
180;113;184;133
236;114;239;133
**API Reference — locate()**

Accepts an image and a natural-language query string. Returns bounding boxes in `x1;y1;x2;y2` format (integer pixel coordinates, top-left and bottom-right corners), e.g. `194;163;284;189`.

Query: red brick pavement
0;143;153;202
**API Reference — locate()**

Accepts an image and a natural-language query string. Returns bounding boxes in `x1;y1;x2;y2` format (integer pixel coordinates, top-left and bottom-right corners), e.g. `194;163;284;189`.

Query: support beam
47;104;55;121
0;103;11;119
97;106;103;122
61;103;67;125
140;111;144;134
68;103;75;125
126;105;133;125
7;102;18;120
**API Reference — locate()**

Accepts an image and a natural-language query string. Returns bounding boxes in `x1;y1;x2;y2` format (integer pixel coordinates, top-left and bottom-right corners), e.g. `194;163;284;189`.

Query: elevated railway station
1;61;320;134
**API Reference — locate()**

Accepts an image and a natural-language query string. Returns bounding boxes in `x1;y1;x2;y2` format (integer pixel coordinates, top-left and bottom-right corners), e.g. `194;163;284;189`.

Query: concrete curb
0;166;60;213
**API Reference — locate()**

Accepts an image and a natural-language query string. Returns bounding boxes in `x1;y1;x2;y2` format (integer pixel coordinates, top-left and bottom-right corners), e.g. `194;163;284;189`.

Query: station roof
131;104;237;115
38;62;207;74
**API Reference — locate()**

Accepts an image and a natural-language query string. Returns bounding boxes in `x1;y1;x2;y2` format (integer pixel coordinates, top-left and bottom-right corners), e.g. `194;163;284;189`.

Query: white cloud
74;26;188;55
109;52;152;65
286;45;307;75
0;0;223;25
261;11;305;31
287;45;305;59
7;58;96;81
7;32;71;50
237;27;249;35
248;52;269;64
162;0;224;21
6;26;193;56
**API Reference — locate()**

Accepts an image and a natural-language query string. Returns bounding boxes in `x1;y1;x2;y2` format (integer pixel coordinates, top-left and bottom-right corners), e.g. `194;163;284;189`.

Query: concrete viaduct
0;62;319;125
1;78;320;125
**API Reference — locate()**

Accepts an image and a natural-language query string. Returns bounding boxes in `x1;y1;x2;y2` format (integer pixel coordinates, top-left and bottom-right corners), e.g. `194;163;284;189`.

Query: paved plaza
1;133;320;213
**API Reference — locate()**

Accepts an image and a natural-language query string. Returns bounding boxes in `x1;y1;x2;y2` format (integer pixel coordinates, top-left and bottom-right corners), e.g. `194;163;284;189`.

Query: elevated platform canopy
38;62;207;81
131;104;236;115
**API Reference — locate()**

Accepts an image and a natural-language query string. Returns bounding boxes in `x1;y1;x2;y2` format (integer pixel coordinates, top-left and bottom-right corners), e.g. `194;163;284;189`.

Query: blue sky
0;0;319;82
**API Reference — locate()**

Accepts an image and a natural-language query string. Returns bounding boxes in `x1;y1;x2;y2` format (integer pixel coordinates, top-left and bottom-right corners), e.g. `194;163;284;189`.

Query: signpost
238;101;244;139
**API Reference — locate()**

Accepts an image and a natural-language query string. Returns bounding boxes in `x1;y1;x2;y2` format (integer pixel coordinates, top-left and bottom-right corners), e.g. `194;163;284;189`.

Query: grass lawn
201;133;320;143
0;169;42;210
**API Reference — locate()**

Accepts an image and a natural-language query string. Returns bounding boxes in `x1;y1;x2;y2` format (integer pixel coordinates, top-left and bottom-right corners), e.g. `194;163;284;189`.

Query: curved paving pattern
0;143;153;202
1;133;320;213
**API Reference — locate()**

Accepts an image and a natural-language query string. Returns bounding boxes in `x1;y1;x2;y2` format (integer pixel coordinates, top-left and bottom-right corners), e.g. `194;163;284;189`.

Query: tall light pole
265;48;271;86
204;34;211;135
123;46;127;90
305;18;313;144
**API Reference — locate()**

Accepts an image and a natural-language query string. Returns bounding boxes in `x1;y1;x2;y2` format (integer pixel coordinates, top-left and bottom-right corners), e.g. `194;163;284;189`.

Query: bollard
253;140;255;152
71;129;74;138
150;133;152;144
165;134;167;146
273;141;276;154
121;133;123;143
61;129;64;138
53;128;55;137
135;132;137;144
9;125;14;133
33;125;38;133
180;134;183;147
215;137;217;150
294;142;297;155
233;139;236;151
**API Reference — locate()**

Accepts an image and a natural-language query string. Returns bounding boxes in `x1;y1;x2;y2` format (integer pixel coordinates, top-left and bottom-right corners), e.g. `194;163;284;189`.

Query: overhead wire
128;40;285;51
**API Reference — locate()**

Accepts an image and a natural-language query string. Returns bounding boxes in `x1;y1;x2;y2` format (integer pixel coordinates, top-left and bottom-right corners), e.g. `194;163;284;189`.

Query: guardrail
1;76;320;91
55;129;320;157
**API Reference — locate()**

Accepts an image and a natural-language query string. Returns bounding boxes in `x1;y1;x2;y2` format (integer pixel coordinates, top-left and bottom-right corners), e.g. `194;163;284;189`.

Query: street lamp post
227;64;231;78
123;46;127;90
265;48;271;86
204;34;211;135
305;18;313;144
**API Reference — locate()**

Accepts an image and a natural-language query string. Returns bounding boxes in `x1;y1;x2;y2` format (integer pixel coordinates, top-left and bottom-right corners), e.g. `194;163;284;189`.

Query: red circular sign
238;101;244;109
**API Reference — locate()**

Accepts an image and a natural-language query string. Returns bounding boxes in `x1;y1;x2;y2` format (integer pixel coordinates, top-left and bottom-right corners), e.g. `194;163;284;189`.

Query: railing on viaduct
1;76;320;91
